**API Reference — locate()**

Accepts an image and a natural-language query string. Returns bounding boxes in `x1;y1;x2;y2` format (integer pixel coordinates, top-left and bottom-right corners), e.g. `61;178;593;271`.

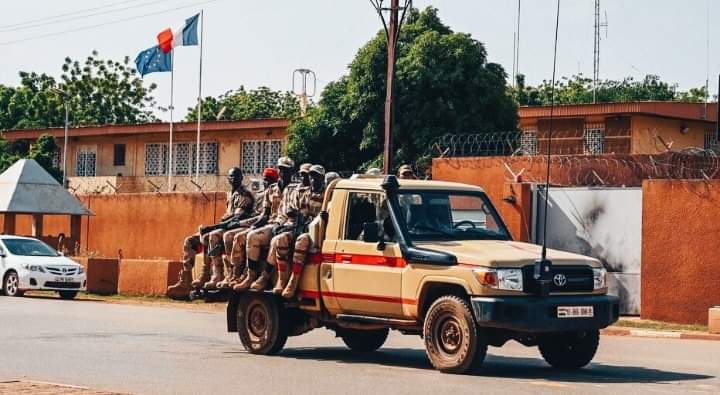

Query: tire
423;295;487;374
236;293;288;355
3;271;23;297
538;330;599;370
58;290;78;300
339;328;389;352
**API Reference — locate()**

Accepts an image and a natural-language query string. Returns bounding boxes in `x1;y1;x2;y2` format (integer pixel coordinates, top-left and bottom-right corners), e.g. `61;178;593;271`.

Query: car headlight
593;267;607;290
21;264;45;272
474;268;523;291
78;266;85;274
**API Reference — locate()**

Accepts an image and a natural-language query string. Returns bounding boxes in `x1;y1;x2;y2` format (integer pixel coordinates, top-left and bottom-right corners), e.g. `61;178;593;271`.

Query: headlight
474;268;523;291
78;266;85;274
593;267;607;290
21;264;45;272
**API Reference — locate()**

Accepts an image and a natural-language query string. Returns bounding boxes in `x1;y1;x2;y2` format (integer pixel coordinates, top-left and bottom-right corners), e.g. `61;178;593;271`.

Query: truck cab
227;175;619;374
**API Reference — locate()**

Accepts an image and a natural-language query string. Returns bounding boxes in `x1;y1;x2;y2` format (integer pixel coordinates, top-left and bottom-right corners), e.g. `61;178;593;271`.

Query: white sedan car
0;235;86;300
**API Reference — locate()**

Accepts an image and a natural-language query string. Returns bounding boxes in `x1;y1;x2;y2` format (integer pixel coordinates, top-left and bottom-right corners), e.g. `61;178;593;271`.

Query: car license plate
557;306;594;318
55;277;71;283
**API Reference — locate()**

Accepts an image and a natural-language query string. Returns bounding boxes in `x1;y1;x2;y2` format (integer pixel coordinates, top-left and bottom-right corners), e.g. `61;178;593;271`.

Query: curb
602;327;720;341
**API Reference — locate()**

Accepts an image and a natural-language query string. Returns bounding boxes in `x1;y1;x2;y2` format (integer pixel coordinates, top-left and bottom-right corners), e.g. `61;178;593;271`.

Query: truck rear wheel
423;295;487;374
339;328;388;352
236;293;288;355
538;330;599;369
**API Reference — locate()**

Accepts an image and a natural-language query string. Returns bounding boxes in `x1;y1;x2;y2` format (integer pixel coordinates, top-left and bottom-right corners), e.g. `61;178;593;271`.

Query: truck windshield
2;239;59;257
396;191;510;242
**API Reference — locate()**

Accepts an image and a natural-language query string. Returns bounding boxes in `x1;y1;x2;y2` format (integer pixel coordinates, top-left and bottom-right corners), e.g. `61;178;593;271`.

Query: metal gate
533;186;642;314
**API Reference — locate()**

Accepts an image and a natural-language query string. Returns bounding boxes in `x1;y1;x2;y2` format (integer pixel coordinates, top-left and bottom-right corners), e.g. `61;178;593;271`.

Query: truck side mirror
362;222;381;243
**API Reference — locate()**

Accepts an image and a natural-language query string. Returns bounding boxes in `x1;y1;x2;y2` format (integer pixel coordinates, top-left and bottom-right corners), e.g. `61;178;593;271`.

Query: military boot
216;257;234;289
271;262;289;295
191;260;211;289
234;260;259;291
204;261;225;289
251;268;272;291
228;261;245;288
167;268;192;300
281;271;301;299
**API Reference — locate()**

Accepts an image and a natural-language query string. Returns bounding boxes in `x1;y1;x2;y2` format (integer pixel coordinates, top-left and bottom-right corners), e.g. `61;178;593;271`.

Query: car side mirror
362;222;381;243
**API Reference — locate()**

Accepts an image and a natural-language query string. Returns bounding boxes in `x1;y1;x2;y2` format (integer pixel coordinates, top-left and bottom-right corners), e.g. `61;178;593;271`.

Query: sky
1;0;719;120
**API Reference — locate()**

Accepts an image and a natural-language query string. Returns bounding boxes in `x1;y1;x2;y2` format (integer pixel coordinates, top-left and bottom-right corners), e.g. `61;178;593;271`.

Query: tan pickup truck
227;175;619;374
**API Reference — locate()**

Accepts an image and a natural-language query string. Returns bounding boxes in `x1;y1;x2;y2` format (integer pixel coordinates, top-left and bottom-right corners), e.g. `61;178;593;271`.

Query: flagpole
195;9;204;188
168;48;175;192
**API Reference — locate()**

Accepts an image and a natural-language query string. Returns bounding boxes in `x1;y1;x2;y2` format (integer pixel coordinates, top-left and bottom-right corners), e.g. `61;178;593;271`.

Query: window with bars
519;130;538;155
242;140;283;175
583;126;605;155
705;131;718;151
144;142;219;176
76;146;97;177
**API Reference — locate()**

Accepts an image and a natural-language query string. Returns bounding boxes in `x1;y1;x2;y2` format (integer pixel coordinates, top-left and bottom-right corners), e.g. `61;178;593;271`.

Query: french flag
157;13;199;53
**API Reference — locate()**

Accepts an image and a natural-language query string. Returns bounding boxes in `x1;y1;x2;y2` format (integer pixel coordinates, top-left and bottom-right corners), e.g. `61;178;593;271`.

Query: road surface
0;296;718;395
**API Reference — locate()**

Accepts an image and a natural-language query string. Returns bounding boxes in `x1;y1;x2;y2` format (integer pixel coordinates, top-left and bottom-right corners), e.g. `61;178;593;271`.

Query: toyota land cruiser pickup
227;175;619;374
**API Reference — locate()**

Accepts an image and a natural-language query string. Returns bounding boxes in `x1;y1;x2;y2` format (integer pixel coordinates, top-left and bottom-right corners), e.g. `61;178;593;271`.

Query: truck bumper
470;294;619;333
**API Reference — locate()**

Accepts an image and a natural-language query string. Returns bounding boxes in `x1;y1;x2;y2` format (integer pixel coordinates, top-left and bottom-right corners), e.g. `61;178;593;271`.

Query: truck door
331;191;404;318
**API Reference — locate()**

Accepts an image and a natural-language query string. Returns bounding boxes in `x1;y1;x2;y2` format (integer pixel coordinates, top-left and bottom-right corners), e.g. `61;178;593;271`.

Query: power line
0;0;175;33
0;0;219;47
0;0;142;30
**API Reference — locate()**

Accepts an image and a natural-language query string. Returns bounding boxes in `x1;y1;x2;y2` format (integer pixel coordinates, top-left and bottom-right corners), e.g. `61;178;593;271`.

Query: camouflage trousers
206;217;258;274
224;226;253;266
269;231;312;275
182;233;210;272
246;224;278;266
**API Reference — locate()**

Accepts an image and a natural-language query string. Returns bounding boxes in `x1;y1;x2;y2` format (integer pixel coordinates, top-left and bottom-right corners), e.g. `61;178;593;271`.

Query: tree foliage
287;7;517;172
186;86;300;121
512;74;710;106
0;50;157;131
0;134;62;182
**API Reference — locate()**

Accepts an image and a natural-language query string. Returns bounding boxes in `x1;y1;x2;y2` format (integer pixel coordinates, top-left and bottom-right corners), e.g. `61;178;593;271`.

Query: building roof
518;101;718;123
0;118;290;141
0;159;93;215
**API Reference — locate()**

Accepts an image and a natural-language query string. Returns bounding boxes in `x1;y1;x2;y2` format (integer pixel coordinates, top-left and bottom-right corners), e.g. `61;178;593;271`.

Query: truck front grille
521;265;594;293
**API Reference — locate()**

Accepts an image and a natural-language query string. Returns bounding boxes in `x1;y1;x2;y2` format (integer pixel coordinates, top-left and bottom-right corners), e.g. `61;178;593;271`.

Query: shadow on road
280;346;713;384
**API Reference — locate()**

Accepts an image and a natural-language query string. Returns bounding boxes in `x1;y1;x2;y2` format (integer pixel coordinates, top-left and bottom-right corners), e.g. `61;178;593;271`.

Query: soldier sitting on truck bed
166;167;253;300
234;157;299;291
214;167;279;289
253;164;326;297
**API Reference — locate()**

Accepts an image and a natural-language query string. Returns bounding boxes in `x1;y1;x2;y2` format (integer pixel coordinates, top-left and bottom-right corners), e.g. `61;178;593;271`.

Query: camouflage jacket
224;187;254;220
263;181;300;224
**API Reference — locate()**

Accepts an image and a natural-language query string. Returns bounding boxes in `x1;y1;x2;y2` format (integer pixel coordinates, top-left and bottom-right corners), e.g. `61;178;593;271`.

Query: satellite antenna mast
512;0;521;88
593;0;608;103
293;68;316;116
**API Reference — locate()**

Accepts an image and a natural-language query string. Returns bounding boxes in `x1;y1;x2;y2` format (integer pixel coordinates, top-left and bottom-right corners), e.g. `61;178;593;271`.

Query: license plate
557;306;594;318
55;277;72;283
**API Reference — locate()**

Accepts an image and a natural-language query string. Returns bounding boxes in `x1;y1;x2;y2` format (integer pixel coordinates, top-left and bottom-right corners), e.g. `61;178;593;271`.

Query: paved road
1;296;718;395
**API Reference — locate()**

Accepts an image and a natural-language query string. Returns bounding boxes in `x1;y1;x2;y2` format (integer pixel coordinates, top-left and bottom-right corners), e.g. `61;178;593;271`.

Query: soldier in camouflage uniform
253;165;326;298
167;167;251;299
234;157;299;291
216;167;278;289
298;163;311;188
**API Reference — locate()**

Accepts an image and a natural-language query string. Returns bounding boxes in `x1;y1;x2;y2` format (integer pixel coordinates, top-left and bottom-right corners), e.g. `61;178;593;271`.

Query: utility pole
293;68;316;116
593;0;607;103
371;0;411;175
52;88;70;188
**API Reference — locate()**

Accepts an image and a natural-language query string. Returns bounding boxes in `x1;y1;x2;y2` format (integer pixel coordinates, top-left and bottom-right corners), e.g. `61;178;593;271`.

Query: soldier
254;165;326;298
398;164;416;179
298;163;311;187
166;167;252;299
234;157;298;291
216;167;278;289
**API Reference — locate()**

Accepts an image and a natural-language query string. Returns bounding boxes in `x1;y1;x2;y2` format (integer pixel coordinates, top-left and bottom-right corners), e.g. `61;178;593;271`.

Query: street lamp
52;88;70;188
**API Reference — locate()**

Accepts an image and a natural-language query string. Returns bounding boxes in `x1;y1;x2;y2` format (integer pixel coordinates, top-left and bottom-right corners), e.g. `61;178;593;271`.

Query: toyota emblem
553;273;567;287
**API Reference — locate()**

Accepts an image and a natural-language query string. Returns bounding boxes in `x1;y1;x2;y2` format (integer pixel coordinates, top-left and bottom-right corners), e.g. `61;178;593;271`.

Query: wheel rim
247;302;269;339
434;314;464;356
6;274;18;295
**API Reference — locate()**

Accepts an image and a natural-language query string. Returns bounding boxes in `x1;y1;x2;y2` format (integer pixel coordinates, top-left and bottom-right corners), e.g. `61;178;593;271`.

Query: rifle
283;211;305;272
199;213;251;236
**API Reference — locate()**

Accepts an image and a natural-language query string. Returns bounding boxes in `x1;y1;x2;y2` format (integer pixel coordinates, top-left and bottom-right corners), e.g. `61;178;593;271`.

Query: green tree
186;86;300;121
287;7;517;172
513;74;710;105
0;134;61;181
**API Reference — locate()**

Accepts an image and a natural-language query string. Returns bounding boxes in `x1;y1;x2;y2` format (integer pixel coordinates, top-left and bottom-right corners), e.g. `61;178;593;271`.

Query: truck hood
413;240;599;268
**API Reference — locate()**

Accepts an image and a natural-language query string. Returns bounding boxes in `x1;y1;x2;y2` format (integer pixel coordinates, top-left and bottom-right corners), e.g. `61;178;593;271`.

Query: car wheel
339;328;389;352
58;290;78;300
236;293;288;355
538;330;600;369
423;295;487;374
3;271;23;297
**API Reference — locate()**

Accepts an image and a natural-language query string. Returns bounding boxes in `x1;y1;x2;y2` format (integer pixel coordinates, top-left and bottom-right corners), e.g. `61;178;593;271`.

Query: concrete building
518;101;719;155
1;119;289;193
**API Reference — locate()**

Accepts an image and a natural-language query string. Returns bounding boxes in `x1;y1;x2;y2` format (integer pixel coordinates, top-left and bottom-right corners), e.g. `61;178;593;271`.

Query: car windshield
2;239;59;257
396;191;511;242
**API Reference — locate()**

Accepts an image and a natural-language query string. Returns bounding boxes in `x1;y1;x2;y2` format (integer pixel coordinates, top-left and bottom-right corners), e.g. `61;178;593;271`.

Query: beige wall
59;127;286;178
631;115;710;154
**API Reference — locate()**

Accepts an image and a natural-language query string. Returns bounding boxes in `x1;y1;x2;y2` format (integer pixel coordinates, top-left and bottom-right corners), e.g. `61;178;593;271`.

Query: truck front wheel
538;330;599;369
339;328;388;352
236;293;288;355
423;295;487;374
